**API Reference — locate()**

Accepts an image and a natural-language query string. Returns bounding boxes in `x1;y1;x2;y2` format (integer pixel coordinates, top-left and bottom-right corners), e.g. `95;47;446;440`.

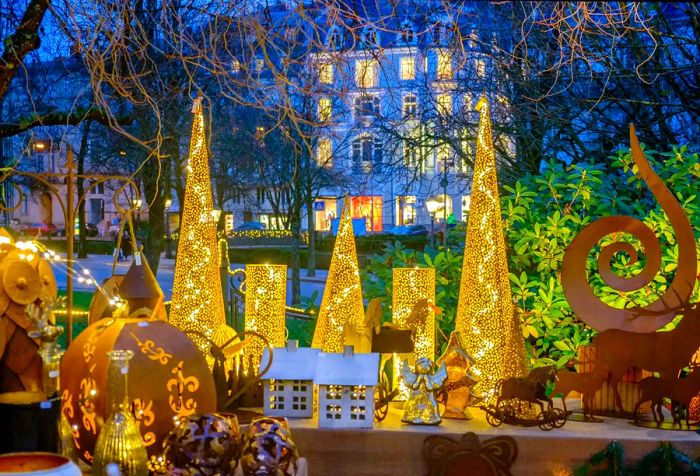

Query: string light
244;264;287;369
454;96;527;404
168;98;226;354
392;267;436;397
311;197;365;353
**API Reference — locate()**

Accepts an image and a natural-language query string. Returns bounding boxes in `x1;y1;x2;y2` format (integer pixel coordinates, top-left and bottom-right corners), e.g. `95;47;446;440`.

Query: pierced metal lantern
60;318;216;463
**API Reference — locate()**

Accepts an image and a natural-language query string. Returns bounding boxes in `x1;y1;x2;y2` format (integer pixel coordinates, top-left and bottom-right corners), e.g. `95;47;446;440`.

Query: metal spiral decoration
561;124;697;332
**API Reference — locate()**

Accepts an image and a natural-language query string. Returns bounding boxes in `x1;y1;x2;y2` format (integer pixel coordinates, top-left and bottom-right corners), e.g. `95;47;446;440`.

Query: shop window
351;196;383;232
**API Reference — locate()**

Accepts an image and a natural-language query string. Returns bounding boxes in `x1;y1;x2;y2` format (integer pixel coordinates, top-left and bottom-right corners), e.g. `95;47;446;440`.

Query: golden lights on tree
311;197;365;353
168;98;226;354
455;96;527;404
244;264;287;369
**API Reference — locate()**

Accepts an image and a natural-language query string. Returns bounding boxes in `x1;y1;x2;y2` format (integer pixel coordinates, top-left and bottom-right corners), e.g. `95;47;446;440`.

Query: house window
437;51;452;80
363;27;378;46
328;27;343;49
256;187;265;205
325;404;342;420
351;385;366;400
354;94;379;118
327;385;343;400
400;20;415;44
403;140;419;169
231;59;241;73
403;94;417;118
255;57;264;72
400;56;415;80
319;62;333;84
437;143;452;173
437;93;452;116
318;97;332;122
355;59;377;88
317;138;332;167
476;58;486;78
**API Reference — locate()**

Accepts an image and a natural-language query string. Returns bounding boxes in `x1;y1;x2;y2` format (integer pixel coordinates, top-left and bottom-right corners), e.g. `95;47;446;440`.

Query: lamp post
164;198;172;259
425;196;440;248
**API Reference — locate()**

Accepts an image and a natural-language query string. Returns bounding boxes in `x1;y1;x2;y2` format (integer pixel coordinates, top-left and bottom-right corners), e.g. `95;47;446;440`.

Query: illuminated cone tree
311;197;365;353
455;96;527;404
169;98;226;353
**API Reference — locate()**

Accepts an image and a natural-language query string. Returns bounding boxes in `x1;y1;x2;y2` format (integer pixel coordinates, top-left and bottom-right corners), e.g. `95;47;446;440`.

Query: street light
425;196;441;248
164;198;173;259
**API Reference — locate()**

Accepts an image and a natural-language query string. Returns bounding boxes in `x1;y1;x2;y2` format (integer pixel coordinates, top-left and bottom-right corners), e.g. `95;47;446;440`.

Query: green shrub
362;145;700;367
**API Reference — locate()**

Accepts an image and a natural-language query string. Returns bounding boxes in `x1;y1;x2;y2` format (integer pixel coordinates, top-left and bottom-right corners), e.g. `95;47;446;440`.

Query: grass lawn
55;289;92;348
54;289;317;348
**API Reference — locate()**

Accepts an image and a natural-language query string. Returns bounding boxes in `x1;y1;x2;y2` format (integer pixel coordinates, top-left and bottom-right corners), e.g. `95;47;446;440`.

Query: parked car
388;224;429;236
20;223;57;237
56;222;99;237
235;221;266;231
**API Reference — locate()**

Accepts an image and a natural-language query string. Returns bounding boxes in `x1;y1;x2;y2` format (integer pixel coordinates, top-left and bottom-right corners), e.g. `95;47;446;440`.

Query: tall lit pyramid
311;197;365;353
455;96;527;403
169;98;226;353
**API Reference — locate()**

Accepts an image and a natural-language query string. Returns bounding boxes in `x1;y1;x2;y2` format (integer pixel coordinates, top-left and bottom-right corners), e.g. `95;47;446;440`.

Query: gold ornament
436;331;479;419
169;98;226;355
311;196;364;353
400;357;447;425
454;96;527;405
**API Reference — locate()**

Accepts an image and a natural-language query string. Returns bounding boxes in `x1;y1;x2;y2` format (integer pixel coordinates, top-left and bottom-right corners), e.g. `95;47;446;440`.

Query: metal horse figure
495;366;558;415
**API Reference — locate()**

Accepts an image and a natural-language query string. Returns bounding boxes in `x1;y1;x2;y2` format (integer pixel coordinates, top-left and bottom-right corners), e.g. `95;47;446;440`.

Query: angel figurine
400;357;447;425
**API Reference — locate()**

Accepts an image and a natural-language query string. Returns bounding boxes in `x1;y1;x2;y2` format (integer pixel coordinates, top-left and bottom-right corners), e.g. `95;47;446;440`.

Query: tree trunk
76;120;92;259
290;203;302;305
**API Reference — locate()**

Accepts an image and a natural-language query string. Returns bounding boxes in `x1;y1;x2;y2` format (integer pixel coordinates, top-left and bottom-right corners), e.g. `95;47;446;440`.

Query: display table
288;404;700;475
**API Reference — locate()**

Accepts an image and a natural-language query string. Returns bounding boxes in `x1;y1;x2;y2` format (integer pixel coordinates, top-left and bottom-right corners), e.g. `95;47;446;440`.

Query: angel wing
400;358;418;387
428;362;448;390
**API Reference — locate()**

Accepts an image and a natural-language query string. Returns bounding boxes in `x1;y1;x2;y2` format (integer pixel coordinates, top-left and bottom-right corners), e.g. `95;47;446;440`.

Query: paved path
54;253;327;306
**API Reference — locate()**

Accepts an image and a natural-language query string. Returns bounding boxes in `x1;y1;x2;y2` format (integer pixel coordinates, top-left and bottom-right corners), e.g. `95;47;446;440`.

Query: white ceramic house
315;346;380;429
260;340;320;418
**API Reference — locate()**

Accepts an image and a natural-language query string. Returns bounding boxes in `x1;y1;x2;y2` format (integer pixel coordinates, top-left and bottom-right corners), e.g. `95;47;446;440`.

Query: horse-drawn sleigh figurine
481;366;568;431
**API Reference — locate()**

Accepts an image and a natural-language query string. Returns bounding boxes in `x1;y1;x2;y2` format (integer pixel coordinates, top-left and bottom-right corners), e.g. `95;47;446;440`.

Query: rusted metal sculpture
635;371;700;429
561;124;696;333
560;124;699;417
552;366;608;421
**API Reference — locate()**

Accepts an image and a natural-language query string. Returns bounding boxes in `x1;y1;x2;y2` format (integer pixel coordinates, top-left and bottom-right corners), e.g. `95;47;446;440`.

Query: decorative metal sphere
239;417;298;476
163;413;240;476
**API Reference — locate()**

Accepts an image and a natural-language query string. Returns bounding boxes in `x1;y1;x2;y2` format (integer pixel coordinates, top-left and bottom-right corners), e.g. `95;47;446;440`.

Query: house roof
260;343;321;380
314;350;380;386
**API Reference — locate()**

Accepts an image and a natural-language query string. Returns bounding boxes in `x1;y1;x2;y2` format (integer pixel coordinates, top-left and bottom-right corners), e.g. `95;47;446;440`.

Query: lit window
231;59;241;73
255;58;264;72
403;128;421;170
437;93;452;116
356;59;377;88
403;94;417;118
318;97;332;122
317;138;332;167
319;62;333;84
476;59;486;78
437;51;452;80
400;57;415;80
